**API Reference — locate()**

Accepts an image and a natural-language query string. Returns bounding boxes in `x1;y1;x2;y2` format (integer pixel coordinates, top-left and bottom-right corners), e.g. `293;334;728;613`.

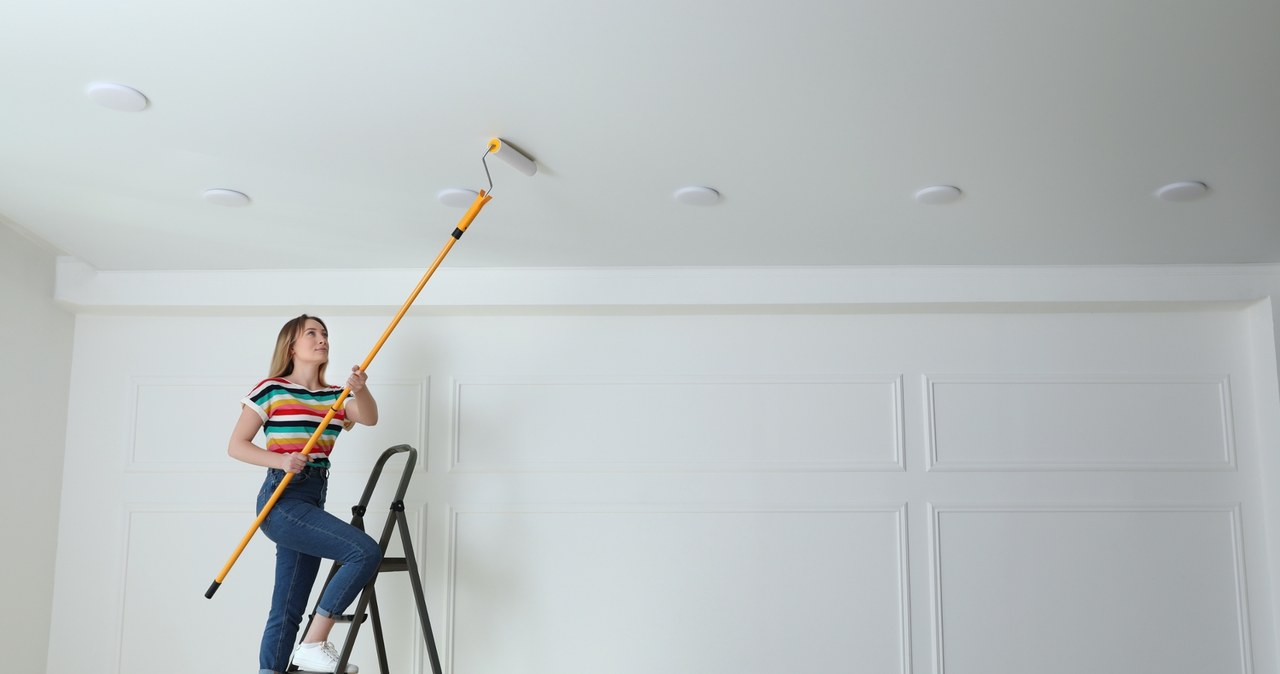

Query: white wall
0;224;73;673
45;263;1280;674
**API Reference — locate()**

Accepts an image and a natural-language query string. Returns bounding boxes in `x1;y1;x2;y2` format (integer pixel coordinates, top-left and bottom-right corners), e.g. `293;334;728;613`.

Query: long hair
268;314;353;430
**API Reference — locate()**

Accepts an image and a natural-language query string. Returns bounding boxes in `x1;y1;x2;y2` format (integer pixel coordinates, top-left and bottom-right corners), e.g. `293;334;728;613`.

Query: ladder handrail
353;444;417;514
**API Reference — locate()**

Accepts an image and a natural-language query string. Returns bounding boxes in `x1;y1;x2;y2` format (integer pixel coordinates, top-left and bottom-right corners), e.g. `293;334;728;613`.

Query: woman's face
291;318;329;365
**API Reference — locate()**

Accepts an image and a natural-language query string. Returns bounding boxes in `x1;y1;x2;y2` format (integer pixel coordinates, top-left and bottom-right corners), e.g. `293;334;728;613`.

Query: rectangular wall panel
128;377;254;471
929;506;1251;674
453;376;903;471
129;377;428;471
926;376;1235;470
119;508;288;674
118;507;422;674
448;507;910;674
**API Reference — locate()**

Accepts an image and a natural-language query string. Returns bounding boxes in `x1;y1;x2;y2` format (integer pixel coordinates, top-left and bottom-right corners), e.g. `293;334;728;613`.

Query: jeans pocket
257;469;285;509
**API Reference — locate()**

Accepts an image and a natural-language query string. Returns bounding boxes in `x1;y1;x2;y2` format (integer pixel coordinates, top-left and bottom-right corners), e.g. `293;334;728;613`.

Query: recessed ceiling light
673;186;720;206
85;82;149;112
1154;181;1209;202
913;185;963;205
438;188;480;208
203;188;251;207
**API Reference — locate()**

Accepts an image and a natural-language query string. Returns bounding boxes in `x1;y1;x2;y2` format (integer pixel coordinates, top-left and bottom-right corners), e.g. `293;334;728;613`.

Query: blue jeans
255;467;382;674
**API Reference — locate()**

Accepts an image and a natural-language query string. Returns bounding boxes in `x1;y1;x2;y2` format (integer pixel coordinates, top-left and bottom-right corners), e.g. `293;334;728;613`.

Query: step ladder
290;444;442;674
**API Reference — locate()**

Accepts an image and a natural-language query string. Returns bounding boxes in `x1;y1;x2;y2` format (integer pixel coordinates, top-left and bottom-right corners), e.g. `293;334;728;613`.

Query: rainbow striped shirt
241;378;347;457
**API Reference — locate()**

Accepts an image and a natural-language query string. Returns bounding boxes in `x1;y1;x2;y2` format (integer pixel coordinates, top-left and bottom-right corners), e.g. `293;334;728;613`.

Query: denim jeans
255;467;382;674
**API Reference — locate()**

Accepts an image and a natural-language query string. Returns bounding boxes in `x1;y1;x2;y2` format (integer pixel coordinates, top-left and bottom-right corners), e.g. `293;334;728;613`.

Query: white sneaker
291;640;358;673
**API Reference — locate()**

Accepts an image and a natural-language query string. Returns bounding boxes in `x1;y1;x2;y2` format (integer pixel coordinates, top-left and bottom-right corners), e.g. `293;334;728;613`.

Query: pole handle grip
205;580;221;599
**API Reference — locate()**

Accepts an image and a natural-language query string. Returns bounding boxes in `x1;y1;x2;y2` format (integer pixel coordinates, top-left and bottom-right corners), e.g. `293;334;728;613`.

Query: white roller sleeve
490;138;537;176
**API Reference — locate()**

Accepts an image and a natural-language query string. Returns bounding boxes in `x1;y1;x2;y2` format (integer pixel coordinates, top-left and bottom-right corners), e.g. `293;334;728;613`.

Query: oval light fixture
438;188;480;208
673;186;720;206
1154;181;1209;202
202;188;251;207
913;185;963;205
86;82;150;112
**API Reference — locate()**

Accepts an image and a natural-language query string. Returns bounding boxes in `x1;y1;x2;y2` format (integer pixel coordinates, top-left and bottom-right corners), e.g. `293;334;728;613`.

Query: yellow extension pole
206;189;493;599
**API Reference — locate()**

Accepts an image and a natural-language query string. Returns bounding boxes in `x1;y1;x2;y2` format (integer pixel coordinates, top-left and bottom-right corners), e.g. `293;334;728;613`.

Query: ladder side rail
368;588;391;674
329;446;409;666
396;508;443;674
366;446;414;579
333;574;377;674
290;445;411;669
333;481;406;674
334;445;414;672
289;444;435;673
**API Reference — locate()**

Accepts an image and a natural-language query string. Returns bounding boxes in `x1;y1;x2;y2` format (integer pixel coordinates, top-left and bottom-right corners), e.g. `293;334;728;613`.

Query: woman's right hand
279;452;307;474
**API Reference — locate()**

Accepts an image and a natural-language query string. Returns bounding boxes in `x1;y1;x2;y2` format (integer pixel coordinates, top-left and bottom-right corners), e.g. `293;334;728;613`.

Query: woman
228;314;382;674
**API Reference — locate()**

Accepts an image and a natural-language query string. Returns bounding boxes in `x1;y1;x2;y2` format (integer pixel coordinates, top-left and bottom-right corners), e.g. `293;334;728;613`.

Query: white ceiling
2;1;1278;272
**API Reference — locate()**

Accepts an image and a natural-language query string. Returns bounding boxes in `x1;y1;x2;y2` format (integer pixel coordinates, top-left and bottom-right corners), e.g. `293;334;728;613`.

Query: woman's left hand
347;365;368;394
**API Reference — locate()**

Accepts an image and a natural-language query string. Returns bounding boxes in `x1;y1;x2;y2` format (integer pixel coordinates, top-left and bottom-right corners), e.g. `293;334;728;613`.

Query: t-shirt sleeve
240;379;274;423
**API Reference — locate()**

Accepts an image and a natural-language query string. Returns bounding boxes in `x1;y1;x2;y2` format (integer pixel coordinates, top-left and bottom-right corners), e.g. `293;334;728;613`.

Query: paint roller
206;138;535;599
487;137;537;177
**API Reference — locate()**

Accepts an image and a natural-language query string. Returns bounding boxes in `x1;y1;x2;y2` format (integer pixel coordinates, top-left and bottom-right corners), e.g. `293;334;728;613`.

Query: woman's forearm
349;388;379;426
228;439;286;469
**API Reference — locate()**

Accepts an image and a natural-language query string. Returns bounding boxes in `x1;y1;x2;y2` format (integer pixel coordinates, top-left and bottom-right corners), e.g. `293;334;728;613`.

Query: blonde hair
268;314;354;430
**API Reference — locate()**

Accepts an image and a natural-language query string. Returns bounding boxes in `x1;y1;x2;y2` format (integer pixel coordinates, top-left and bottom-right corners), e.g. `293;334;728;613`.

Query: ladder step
328;612;369;625
379;557;409;572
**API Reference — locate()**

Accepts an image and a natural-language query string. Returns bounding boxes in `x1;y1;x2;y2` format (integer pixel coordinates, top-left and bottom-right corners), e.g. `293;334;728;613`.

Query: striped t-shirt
241;378;347;457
